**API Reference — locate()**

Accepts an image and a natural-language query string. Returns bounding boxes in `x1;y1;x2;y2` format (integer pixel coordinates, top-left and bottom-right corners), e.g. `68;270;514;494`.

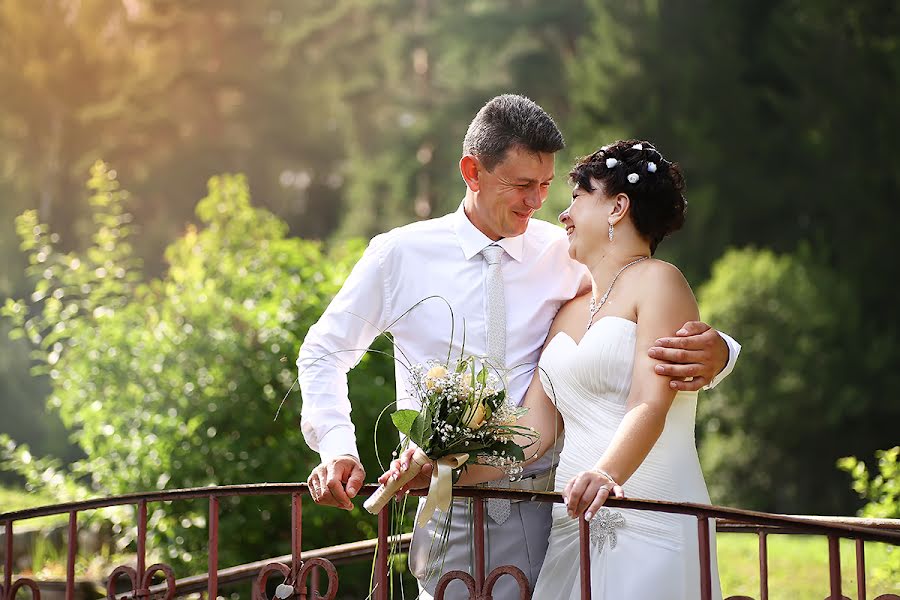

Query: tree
697;248;898;514
2;164;395;591
335;0;588;238
571;0;900;512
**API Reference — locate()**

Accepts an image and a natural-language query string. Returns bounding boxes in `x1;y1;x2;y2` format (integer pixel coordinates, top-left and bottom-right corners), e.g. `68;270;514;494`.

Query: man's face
469;146;555;240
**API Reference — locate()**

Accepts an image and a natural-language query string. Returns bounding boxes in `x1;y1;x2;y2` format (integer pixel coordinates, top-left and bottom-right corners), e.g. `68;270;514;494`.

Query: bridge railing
2;483;899;600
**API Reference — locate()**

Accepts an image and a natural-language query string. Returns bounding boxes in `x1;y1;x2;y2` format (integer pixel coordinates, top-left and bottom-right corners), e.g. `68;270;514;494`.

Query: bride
383;139;722;598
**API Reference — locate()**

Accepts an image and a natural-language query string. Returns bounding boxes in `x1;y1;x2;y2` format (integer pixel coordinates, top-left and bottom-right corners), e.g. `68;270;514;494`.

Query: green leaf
485;390;505;409
488;441;525;462
390;409;420;437
408;410;433;450
477;364;488;386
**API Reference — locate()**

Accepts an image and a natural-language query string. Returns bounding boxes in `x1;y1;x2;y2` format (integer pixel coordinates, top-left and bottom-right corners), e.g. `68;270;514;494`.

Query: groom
297;94;740;599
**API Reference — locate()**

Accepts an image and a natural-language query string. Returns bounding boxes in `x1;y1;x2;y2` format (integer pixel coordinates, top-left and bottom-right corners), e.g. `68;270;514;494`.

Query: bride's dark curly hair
569;139;686;254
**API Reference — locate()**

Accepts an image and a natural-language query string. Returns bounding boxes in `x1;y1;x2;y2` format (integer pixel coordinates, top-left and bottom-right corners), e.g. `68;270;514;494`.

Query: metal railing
2;483;899;600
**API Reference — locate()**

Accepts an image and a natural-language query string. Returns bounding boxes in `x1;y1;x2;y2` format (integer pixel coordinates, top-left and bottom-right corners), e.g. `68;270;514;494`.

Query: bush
696;248;897;514
838;447;900;579
2;162;395;589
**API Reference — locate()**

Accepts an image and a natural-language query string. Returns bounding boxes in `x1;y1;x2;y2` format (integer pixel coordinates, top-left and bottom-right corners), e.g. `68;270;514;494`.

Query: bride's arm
379;297;583;489
563;263;699;520
452;362;564;485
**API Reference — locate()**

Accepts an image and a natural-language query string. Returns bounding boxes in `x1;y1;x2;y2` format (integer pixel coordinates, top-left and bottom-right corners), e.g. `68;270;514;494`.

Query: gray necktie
480;244;510;525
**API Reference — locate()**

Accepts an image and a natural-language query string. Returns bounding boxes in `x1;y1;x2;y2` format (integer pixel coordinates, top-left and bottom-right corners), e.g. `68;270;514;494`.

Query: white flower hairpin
627;173;640;184
647;162;657;173
632;143;643;150
605;158;618;168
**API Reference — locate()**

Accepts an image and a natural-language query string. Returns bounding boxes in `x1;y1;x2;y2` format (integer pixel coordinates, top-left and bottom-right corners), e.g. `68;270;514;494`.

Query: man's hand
648;321;729;392
307;455;366;511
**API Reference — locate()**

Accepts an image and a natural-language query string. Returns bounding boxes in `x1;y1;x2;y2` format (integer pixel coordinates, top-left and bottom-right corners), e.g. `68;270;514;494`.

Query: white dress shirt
297;203;741;463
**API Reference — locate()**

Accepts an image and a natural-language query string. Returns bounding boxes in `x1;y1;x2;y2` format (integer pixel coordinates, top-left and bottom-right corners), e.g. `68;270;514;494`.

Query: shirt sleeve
704;331;741;390
297;236;392;462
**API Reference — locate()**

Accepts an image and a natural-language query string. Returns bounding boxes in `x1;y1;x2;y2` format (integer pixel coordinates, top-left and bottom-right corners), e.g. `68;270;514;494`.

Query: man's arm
647;321;741;392
298;237;391;509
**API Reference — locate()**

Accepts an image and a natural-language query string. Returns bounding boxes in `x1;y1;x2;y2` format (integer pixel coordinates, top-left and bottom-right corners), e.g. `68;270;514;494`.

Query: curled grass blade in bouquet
363;355;539;527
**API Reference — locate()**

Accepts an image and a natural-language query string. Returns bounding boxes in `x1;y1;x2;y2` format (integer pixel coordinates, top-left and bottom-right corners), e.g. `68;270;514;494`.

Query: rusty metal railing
2;483;899;600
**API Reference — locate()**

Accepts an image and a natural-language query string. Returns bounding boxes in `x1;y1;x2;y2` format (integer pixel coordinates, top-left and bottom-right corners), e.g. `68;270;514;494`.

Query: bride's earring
608;223;614;241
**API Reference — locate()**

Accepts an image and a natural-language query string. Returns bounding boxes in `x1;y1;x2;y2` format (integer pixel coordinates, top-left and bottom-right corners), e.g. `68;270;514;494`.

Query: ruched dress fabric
532;316;723;599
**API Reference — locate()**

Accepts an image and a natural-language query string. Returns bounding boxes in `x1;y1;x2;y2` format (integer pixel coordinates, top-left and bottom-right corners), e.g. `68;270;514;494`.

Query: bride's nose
558;209;570;224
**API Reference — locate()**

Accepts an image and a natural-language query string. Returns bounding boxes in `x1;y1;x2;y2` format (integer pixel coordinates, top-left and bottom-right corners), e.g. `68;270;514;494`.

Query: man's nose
523;188;542;209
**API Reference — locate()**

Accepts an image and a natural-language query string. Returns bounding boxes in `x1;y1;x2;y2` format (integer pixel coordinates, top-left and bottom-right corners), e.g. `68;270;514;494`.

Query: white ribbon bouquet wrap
363;358;537;527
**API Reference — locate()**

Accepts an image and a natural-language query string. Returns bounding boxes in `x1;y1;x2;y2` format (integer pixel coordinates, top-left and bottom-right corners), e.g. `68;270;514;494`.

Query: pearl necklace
587;256;650;331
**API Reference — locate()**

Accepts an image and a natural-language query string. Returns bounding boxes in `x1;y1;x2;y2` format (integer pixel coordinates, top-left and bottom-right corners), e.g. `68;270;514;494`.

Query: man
297;94;740;599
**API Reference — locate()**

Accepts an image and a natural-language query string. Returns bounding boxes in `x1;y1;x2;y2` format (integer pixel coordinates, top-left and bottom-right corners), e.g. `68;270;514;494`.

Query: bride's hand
378;447;434;498
562;470;625;521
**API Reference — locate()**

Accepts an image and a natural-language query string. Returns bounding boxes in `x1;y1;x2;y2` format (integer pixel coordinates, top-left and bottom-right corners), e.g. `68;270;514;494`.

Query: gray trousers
408;497;553;600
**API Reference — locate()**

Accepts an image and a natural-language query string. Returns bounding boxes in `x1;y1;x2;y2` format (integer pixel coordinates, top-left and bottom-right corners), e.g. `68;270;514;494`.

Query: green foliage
335;0;586;239
838;447;900;580
838;447;900;520
571;2;900;511
1;163;395;589
697;248;897;513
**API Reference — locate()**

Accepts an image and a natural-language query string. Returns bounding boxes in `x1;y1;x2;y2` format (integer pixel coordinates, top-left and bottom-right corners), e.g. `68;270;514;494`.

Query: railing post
698;516;712;600
758;530;768;600
67;511;78;600
292;493;302;589
375;506;389;600
4;521;11;598
828;535;842;599
855;539;865;600
209;496;219;600
579;516;591;600
138;499;148;589
474;499;486;590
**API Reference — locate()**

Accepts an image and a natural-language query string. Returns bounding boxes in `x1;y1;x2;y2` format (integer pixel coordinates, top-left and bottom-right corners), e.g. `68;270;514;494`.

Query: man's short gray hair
463;94;565;171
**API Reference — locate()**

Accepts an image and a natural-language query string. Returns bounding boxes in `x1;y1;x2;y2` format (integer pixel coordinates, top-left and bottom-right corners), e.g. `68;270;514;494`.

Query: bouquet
363;356;538;526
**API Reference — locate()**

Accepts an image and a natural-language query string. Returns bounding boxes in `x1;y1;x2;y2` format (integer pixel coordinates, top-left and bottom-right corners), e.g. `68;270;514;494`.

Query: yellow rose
463;401;486;429
426;365;448;379
425;365;448;390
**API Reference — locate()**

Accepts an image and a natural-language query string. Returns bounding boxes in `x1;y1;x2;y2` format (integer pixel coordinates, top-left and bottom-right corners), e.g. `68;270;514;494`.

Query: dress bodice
538;316;710;504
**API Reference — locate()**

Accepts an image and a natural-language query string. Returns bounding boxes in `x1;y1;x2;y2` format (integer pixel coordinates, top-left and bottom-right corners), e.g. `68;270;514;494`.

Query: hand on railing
306;455;366;510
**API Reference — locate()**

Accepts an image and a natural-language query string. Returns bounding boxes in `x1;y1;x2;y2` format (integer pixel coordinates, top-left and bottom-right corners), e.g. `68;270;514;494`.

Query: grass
717;533;900;599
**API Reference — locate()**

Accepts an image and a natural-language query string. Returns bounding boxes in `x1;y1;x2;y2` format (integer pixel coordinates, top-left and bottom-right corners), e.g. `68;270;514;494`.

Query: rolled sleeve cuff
317;426;360;463
705;331;741;390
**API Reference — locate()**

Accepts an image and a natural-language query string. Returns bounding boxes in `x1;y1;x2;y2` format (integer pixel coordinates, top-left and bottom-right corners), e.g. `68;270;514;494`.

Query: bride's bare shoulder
637;259;699;320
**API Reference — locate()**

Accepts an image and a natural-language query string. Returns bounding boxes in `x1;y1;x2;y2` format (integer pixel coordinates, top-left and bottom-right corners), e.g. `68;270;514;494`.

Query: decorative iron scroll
106;562;175;600
435;565;529;600
255;558;338;600
3;578;41;600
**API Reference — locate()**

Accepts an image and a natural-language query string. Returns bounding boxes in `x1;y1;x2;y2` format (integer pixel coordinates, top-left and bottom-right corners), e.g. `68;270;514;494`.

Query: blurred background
1;0;898;595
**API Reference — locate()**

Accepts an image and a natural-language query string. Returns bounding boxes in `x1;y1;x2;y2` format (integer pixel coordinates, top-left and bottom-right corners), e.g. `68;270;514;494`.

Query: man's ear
609;192;632;226
460;155;481;192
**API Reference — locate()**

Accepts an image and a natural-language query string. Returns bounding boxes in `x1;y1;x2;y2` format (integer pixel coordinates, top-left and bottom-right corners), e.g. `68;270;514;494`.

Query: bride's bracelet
592;468;618;487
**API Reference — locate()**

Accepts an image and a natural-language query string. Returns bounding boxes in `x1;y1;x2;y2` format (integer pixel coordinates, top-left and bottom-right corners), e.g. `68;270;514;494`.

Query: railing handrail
2;483;899;545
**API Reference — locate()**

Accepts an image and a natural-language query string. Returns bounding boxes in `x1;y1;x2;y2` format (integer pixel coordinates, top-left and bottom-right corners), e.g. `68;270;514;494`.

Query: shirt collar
453;202;525;262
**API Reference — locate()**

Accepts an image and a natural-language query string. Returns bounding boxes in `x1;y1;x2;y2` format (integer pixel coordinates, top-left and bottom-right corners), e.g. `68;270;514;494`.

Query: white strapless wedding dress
532;316;722;599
